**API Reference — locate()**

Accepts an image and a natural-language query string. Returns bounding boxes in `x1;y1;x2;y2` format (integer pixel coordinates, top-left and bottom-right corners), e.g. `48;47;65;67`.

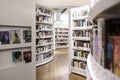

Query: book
23;30;31;43
12;51;22;63
106;37;114;72
113;37;120;77
23;51;32;63
11;30;21;44
0;31;10;44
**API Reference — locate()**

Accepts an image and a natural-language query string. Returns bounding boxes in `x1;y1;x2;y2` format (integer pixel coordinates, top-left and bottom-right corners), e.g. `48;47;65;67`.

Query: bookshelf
87;1;120;80
36;5;54;66
69;5;92;77
55;27;69;49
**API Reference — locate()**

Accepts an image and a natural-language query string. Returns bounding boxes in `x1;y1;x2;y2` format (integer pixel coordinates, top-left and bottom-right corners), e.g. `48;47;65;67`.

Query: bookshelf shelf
55;27;69;49
55;34;68;36
36;29;52;32
73;47;90;52
73;26;93;30
73;16;88;20
39;35;53;39
36;13;52;17
74;56;87;61
56;46;68;49
89;0;120;21
36;21;53;25
56;41;68;43
36;42;53;47
0;43;32;50
71;67;86;77
73;37;91;41
36;48;53;55
36;5;54;66
36;55;54;66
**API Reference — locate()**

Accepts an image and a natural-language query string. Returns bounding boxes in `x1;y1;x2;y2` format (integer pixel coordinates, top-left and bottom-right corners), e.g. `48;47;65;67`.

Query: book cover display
11;30;21;44
113;37;120;77
12;51;22;63
0;31;10;45
23;30;31;43
23;51;32;63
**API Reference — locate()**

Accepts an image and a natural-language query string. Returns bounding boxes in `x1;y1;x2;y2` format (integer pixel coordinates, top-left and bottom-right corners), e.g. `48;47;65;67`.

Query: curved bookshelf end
89;0;120;21
87;54;120;80
36;54;54;66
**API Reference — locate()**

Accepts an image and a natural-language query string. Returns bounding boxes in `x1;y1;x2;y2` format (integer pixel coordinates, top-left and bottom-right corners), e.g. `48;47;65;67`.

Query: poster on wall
23;51;32;63
12;51;22;63
23;30;31;43
0;31;10;45
10;30;21;44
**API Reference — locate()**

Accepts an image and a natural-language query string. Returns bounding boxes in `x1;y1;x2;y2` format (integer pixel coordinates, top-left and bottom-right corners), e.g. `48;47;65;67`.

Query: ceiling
35;0;90;8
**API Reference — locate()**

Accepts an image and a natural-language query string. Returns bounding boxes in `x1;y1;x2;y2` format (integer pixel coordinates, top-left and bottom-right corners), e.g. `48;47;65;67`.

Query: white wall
0;0;36;80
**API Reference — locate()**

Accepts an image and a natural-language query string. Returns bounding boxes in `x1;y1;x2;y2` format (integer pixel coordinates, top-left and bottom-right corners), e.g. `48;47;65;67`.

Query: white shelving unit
87;0;120;80
69;5;92;77
35;5;54;66
55;27;69;49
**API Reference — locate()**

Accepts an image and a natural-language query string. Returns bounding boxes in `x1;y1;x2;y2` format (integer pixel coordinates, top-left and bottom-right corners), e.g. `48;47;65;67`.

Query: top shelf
36;13;52;17
89;0;120;21
73;16;88;20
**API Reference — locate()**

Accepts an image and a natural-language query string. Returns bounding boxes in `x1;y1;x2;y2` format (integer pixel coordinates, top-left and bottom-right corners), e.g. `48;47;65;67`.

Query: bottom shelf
36;55;54;66
71;67;86;77
56;46;68;49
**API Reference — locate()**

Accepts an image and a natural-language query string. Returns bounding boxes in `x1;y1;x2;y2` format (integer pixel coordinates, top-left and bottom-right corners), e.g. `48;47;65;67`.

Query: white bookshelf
69;5;92;77
87;1;120;80
36;5;54;66
55;27;69;49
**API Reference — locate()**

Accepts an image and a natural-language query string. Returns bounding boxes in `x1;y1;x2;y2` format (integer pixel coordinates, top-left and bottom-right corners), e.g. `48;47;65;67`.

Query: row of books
36;45;52;53
36;16;52;23
72;9;88;18
93;18;120;78
74;20;86;27
56;43;68;46
55;32;68;34
74;50;89;59
36;38;52;45
55;39;68;42
55;29;68;32
74;40;90;48
73;30;92;37
55;36;68;38
72;59;87;70
12;50;32;64
36;8;53;15
0;30;31;45
36;51;53;61
74;20;92;27
36;31;52;37
36;24;52;30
